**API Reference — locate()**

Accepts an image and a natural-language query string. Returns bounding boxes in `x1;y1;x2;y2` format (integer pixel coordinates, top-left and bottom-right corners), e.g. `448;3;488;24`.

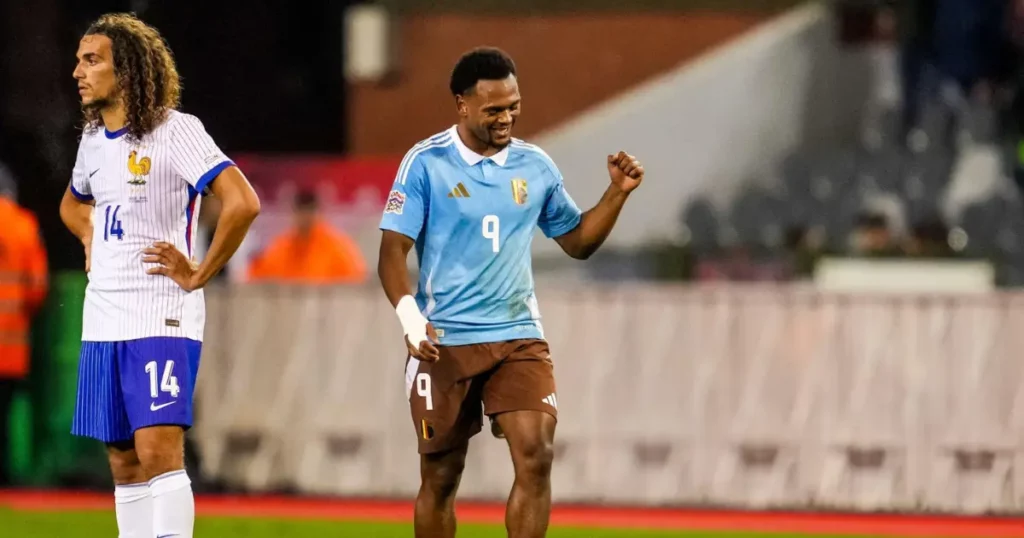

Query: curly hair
82;13;181;143
450;47;516;96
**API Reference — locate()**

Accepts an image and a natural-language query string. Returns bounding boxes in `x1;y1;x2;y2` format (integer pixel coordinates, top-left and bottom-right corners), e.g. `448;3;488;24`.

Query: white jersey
69;110;232;342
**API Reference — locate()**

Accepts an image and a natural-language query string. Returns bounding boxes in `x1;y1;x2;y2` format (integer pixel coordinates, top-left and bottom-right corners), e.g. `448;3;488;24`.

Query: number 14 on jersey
104;204;124;242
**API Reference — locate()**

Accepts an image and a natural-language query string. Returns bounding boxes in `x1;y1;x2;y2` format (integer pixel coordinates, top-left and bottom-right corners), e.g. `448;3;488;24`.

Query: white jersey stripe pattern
70;110;232;342
396;131;452;185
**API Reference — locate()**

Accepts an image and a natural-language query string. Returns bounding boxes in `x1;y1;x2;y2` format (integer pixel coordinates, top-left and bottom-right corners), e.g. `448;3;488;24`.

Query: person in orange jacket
0;175;47;485
247;190;368;285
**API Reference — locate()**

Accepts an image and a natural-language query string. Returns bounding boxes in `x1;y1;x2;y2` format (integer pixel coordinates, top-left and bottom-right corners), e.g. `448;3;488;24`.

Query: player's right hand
607;151;644;194
406;322;441;362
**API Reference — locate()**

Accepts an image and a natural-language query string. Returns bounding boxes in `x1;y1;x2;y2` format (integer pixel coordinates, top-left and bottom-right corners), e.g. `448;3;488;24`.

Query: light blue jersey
380;126;582;346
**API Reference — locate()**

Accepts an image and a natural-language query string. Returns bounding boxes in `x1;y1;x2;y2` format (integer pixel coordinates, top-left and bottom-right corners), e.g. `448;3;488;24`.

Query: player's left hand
143;242;200;292
607;151;644;194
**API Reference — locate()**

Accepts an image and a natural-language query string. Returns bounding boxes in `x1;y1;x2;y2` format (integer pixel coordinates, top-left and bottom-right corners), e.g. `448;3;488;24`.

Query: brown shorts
405;338;557;454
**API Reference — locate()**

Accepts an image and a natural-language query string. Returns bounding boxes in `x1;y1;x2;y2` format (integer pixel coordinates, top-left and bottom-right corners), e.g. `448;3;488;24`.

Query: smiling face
73;34;119;110
457;74;521;152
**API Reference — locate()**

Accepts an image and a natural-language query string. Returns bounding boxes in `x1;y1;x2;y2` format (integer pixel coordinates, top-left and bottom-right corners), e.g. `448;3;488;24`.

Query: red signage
233;154;402;212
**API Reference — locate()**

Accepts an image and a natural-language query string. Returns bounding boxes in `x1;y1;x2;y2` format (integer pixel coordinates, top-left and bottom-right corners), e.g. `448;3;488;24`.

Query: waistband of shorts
430;321;543;347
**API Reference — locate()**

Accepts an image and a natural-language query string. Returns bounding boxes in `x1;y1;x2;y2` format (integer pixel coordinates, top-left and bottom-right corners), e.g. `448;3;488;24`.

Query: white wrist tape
396;295;429;347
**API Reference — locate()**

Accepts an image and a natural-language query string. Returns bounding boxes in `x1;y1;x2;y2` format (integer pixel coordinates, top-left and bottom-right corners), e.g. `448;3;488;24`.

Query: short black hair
449;47;517;96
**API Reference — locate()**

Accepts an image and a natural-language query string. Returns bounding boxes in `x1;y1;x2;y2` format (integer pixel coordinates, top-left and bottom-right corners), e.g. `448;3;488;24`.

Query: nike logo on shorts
150;401;176;411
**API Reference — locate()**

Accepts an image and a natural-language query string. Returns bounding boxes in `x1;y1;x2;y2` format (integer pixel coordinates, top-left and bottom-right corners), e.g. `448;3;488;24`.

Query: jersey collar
104;125;129;139
449;125;509;167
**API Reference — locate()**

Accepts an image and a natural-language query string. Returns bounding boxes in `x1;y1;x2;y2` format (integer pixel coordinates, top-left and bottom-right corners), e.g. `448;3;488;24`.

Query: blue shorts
71;337;202;443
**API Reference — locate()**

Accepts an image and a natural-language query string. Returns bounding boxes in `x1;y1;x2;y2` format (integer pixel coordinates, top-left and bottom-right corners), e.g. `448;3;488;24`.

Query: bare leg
135;425;193;538
107;440;146;485
495;410;556;538
108;440;152;538
415;442;469;538
133;425;185;480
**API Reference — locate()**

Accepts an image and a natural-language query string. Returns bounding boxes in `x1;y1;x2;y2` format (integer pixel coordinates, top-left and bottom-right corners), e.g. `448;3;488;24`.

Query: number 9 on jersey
482;215;500;253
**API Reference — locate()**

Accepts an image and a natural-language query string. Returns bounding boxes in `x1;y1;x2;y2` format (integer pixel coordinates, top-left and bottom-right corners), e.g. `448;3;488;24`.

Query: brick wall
347;12;768;155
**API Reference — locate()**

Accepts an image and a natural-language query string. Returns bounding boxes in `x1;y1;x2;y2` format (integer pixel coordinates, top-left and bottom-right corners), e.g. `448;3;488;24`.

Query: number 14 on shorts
145;360;180;398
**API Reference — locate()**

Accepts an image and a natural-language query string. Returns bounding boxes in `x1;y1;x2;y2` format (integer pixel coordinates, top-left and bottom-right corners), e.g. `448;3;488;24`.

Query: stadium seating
684;93;1024;285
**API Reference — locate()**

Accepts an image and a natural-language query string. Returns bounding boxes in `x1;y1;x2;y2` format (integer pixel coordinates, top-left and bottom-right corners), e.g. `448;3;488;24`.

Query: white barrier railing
192;284;1024;513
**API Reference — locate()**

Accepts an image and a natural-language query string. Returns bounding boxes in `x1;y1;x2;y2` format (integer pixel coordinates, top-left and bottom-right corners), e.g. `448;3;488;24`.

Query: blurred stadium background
5;0;1024;536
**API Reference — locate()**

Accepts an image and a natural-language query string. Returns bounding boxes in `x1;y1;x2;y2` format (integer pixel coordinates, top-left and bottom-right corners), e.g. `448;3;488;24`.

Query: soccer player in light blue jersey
378;47;644;538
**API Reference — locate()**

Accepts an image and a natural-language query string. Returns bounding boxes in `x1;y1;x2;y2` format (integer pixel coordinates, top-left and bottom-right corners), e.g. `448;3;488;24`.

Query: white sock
149;470;194;538
114;483;153;538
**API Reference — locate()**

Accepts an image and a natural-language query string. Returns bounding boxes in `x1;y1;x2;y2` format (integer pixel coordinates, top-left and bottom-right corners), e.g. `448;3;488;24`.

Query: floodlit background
3;0;1024;536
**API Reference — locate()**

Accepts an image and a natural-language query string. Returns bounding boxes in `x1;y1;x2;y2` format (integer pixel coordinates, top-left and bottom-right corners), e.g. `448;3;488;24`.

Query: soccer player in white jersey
58;14;260;538
379;47;644;538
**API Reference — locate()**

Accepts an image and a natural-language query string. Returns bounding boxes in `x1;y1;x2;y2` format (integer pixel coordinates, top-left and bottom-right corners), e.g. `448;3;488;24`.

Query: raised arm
545;151;644;260
552;185;631;260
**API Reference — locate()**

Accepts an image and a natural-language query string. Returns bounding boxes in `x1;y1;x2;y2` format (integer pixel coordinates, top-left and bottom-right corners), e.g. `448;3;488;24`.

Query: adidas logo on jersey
542;393;558;409
447;183;471;198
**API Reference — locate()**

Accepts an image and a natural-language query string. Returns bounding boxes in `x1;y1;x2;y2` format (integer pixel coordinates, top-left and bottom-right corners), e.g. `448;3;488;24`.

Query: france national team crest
511;178;528;205
127;150;151;185
127;150;151;203
385;189;406;215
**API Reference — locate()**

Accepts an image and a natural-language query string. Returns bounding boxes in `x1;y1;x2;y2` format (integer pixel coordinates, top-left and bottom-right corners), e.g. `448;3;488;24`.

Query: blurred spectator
879;0;938;137
903;218;956;257
931;0;1012;101
783;225;827;279
1008;0;1024;186
849;212;901;257
906;220;954;257
0;172;48;485
247;191;368;285
873;0;1015;139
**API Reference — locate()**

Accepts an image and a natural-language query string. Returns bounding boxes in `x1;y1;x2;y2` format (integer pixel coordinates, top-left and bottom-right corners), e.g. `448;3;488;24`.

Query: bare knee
513;438;554;483
420;449;466;501
134;426;185;480
107;442;145;485
496;410;556;484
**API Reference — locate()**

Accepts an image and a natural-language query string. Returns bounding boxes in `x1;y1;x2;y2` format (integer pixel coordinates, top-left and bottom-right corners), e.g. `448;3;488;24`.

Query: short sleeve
168;114;234;195
379;151;429;241
537;162;582;238
69;139;93;202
